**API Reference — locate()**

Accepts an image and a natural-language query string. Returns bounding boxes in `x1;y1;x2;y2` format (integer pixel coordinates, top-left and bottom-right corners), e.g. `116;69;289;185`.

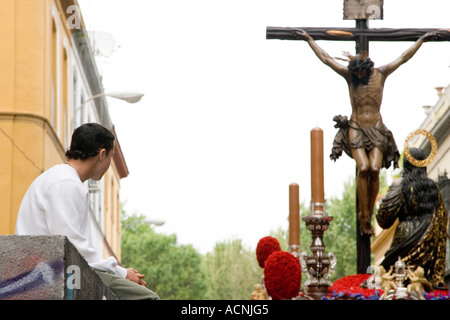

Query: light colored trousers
95;270;160;300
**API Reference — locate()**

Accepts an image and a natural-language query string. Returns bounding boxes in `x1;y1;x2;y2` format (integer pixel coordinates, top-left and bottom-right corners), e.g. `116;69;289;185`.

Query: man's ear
98;148;107;160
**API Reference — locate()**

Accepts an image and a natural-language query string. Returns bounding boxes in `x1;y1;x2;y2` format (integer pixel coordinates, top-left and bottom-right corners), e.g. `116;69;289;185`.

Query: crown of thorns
335;51;372;66
334;51;358;62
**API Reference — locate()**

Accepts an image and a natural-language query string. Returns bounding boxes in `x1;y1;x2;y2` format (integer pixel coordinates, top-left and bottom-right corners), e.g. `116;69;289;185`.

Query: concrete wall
0;235;116;300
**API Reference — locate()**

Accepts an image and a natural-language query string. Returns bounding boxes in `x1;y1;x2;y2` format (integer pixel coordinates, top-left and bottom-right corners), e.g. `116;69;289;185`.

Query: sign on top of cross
267;0;450;56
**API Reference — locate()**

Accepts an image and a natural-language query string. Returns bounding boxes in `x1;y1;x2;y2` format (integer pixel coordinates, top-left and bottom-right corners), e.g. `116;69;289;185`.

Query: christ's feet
358;212;374;236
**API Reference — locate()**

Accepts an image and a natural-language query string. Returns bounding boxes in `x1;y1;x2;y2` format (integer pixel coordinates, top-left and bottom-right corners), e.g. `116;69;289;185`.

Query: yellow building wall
428;136;450;181
0;0;123;261
0;0;67;235
103;164;122;260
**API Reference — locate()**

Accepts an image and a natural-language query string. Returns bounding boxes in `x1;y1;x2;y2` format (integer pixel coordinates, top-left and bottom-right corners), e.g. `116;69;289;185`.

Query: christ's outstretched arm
378;31;442;77
296;30;350;79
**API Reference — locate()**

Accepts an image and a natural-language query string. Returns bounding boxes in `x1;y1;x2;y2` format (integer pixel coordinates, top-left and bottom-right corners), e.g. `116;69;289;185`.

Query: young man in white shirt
15;123;159;300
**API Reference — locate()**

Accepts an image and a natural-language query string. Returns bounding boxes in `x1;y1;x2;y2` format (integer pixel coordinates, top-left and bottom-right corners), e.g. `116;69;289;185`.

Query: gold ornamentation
251;283;268;300
326;30;354;37
407;267;430;300
404;129;437;168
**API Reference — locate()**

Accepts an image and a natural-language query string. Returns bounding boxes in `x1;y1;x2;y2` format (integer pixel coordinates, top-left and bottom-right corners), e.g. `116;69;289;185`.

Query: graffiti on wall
0;259;64;299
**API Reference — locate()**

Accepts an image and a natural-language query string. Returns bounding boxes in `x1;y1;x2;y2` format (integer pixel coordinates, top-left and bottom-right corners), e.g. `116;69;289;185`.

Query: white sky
78;0;450;254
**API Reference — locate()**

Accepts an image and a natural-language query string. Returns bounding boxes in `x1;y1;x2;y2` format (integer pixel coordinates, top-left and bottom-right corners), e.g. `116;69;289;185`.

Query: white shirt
15;164;127;278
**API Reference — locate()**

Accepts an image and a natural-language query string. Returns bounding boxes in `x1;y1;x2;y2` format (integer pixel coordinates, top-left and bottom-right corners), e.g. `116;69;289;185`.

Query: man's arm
296;30;350;79
378;31;441;77
44;181;126;277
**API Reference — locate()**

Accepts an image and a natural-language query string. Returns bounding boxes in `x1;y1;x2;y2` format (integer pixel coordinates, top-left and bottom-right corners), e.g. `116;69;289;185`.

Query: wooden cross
267;2;450;56
267;1;450;274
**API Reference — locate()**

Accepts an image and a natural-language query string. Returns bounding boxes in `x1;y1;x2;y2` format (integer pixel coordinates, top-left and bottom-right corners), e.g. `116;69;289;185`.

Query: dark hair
401;148;439;213
65;123;115;160
348;57;374;71
348;58;374;88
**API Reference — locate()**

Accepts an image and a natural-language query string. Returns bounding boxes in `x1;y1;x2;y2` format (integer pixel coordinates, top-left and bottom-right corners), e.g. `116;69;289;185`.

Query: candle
310;127;324;214
289;183;300;255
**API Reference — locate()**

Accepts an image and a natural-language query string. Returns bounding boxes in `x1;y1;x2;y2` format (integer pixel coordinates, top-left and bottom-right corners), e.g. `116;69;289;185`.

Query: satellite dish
89;31;117;58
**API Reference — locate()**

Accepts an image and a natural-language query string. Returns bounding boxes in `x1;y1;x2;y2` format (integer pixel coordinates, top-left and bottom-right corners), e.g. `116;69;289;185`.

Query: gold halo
404;129;437;168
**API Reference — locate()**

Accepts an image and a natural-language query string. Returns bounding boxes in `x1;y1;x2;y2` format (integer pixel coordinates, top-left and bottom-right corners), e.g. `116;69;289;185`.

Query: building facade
0;0;128;261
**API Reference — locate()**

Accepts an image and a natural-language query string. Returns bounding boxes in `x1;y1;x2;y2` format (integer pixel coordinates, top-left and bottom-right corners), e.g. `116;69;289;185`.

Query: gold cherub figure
407;267;431;300
251;283;268;300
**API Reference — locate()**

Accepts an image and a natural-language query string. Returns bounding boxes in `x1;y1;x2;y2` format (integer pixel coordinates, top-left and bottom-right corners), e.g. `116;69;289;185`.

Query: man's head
403;147;427;174
401;147;439;213
66;123;116;181
348;57;374;88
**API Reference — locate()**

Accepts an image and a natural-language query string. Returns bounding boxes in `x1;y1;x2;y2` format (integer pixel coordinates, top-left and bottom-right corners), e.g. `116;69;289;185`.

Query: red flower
264;251;302;300
329;274;381;299
332;274;371;290
256;236;281;268
329;274;450;300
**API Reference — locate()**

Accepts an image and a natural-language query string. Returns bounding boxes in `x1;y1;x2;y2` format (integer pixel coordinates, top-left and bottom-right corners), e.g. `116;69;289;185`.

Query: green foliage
202;238;261;300
121;215;207;300
268;227;289;251
268;202;311;254
323;177;358;280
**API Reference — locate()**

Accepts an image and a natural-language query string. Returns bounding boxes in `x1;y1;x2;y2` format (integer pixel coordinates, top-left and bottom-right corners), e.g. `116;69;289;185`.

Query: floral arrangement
422;290;450;300
256;236;281;268
263;250;301;300
325;274;381;300
325;274;450;300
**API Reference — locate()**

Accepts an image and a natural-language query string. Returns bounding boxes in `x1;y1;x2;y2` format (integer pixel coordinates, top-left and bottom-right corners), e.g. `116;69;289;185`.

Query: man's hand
295;29;312;41
126;268;147;287
421;30;448;42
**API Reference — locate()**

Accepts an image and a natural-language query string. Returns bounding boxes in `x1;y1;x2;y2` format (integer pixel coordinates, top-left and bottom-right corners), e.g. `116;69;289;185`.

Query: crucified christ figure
297;29;441;236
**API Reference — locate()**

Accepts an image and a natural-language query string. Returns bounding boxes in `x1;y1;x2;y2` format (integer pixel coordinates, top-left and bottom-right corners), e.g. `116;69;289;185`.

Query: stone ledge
0;235;117;300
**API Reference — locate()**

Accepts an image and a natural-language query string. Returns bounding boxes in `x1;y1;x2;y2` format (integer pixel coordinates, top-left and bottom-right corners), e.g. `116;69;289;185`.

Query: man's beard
348;57;374;88
351;69;371;88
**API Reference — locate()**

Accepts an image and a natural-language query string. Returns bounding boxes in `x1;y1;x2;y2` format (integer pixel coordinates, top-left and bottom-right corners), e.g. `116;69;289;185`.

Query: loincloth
330;115;400;170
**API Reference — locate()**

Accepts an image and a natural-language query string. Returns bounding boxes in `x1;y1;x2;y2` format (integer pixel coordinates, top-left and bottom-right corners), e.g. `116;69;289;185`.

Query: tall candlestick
310;127;324;214
289;183;300;256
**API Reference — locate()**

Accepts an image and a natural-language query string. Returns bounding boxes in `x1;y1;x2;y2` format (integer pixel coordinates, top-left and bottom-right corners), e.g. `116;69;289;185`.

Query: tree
121;214;207;299
202;238;261;300
323;177;358;280
322;171;390;280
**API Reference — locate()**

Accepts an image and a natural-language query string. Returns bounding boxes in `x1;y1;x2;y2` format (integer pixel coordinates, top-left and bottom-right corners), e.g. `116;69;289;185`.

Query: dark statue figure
296;29;441;236
376;148;448;290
